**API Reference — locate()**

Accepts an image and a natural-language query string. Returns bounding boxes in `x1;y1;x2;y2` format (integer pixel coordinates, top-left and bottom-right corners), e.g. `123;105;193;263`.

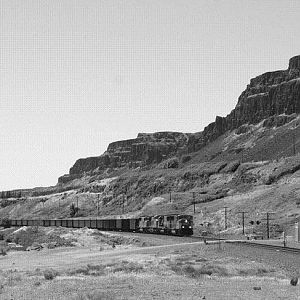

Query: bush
170;261;228;278
75;291;115;300
0;217;10;228
43;269;58;280
111;261;144;273
70;203;79;217
0;246;7;256
181;155;191;163
166;158;179;169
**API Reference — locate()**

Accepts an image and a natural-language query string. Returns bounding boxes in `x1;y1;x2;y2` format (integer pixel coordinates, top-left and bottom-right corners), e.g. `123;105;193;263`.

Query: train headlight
189;226;192;228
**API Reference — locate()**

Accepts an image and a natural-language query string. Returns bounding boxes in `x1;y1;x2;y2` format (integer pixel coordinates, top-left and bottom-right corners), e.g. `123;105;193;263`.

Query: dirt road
1;241;205;272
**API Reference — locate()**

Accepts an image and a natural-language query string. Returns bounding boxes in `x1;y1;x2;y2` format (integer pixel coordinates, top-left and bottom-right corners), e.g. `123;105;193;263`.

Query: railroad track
228;240;300;254
191;235;226;241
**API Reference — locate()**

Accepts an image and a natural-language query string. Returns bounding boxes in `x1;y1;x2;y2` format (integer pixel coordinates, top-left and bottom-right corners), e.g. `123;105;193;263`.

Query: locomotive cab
177;215;193;236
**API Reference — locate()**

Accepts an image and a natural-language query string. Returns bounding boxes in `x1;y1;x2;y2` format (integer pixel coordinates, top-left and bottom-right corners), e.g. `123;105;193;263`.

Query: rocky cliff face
196;55;300;148
60;55;300;182
58;132;191;182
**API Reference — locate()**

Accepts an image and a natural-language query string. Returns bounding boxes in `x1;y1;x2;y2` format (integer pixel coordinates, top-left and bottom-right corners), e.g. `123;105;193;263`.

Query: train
1;214;193;236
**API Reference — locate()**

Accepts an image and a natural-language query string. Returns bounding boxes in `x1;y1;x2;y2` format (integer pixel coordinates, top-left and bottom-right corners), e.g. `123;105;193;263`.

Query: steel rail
228;240;300;254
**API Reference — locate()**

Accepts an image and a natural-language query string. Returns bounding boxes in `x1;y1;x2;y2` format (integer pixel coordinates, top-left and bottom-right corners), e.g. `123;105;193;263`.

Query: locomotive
139;214;193;236
1;214;193;236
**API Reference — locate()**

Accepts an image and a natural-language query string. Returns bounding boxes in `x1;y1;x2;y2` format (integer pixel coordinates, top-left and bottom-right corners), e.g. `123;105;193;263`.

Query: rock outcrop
194;55;300;148
61;55;300;181
58;132;191;182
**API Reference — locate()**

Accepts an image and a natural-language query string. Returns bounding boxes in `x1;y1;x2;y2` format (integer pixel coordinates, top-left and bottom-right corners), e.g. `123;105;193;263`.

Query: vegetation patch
8;227;77;249
0;242;8;256
75;290;115;300
43;268;59;280
169;261;228;278
67;261;145;277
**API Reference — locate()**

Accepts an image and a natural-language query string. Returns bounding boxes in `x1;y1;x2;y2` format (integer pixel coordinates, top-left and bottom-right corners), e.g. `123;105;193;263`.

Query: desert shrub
86;264;106;276
110;261;144;273
158;158;179;169
68;264;106;277
238;266;269;276
197;264;228;276
75;291;115;300
170;262;228;278
70;203;79;217
43;269;58;280
0;246;7;256
69;266;90;276
0;217;11;228
181;155;191;163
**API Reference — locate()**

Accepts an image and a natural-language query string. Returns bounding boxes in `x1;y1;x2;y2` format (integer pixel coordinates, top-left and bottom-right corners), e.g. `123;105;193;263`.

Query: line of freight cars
9;218;138;231
5;214;194;236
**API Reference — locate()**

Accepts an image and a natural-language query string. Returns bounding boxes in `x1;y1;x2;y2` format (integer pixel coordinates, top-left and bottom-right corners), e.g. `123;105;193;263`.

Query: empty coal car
6;218;139;232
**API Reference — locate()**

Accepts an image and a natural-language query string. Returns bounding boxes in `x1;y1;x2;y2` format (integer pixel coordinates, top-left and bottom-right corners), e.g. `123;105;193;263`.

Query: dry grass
168;261;228;278
67;261;145;277
74;291;115;300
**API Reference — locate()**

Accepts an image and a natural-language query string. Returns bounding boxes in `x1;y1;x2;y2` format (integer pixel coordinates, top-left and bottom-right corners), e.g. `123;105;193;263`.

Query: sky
0;0;300;190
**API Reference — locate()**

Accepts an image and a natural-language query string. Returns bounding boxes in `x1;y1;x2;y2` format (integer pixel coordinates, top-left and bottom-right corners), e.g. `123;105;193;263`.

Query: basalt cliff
59;55;300;183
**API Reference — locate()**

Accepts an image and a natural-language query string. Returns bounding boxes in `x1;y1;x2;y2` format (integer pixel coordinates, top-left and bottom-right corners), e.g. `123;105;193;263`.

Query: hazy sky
1;0;300;190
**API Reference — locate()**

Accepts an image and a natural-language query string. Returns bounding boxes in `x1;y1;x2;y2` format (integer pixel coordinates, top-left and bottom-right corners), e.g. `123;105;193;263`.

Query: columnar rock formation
59;55;300;182
58;132;190;182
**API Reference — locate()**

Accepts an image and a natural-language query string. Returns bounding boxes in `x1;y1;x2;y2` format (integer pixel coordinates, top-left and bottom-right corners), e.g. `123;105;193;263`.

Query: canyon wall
60;56;300;182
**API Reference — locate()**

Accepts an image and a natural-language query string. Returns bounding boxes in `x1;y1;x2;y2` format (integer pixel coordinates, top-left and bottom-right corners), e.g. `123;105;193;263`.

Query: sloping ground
1;116;300;238
0;240;300;299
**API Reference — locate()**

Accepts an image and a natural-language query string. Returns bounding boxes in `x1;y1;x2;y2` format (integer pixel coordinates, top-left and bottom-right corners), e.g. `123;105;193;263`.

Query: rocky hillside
59;132;191;183
1;55;300;238
58;55;300;183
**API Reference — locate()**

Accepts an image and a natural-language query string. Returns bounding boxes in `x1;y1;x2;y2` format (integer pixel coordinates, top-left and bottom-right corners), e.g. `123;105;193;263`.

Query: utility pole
97;194;100;216
237;211;248;235
192;192;196;213
123;194;125;214
169;190;172;202
262;212;275;239
293;127;296;156
224;207;228;230
76;196;79;210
